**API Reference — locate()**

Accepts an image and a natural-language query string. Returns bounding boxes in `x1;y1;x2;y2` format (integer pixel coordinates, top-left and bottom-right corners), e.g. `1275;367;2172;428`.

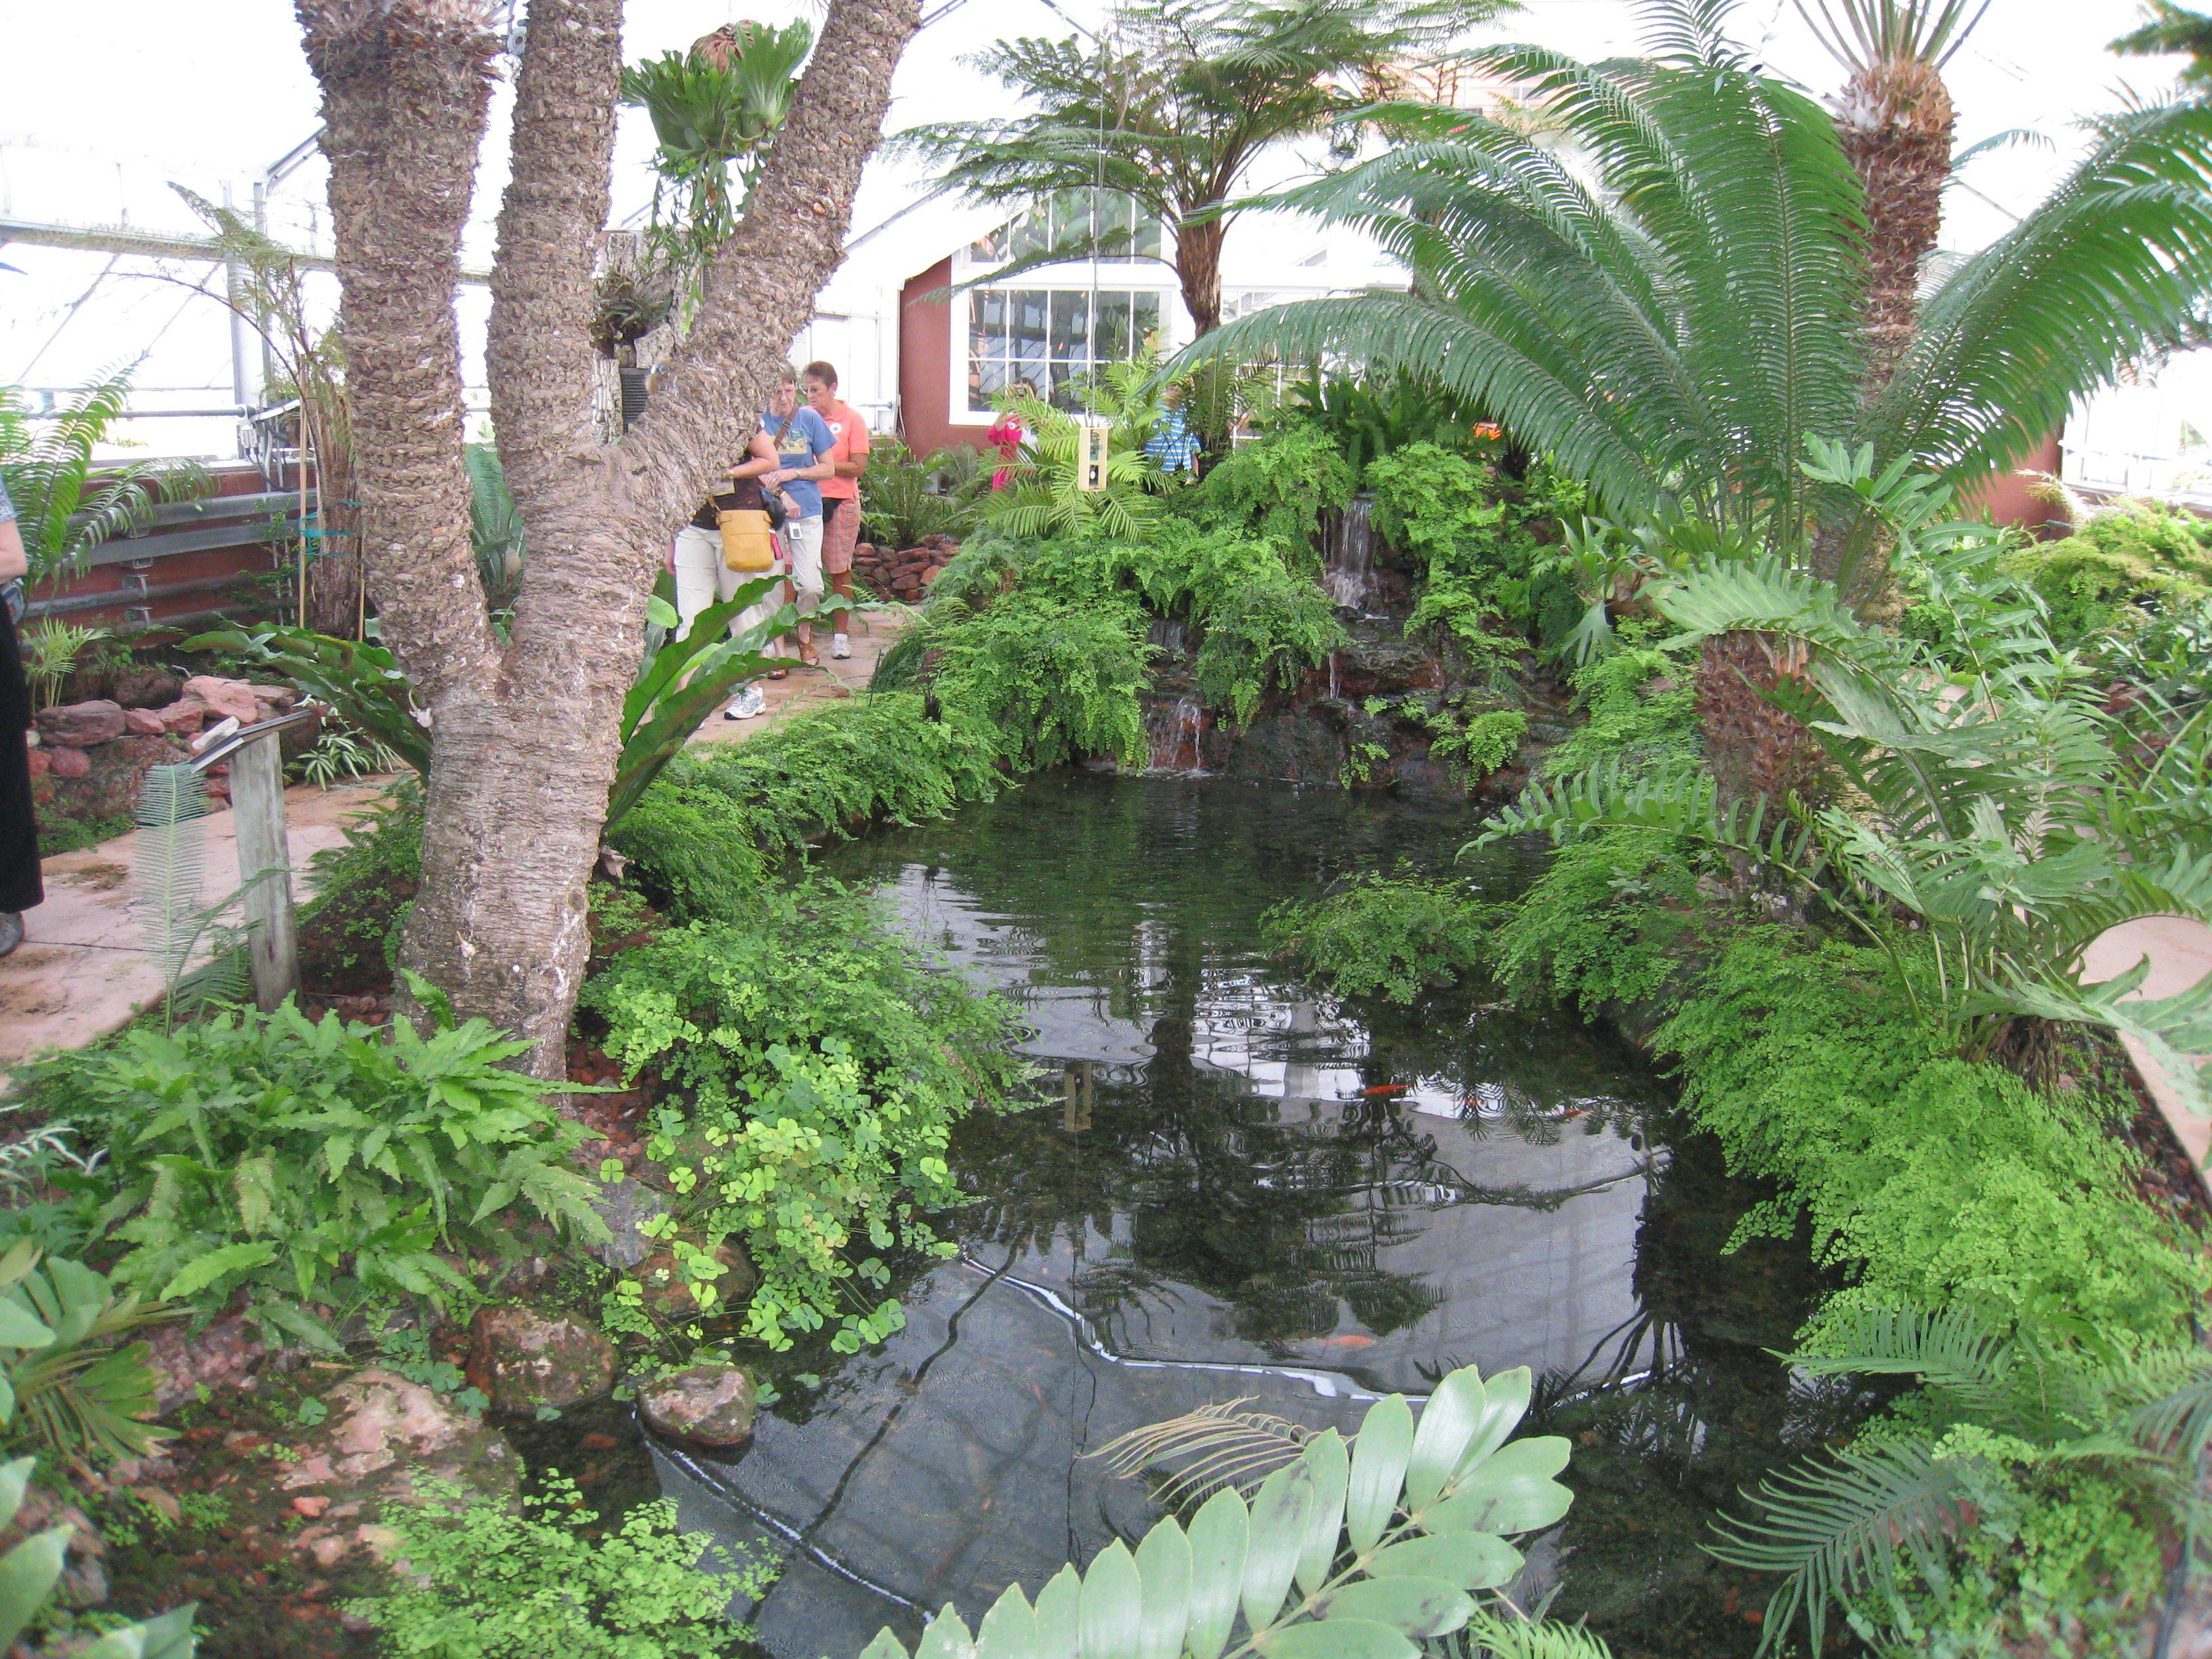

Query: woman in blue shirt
758;369;838;668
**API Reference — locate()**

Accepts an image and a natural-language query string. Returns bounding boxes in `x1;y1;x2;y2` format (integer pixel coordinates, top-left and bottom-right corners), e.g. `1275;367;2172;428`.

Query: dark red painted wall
898;258;996;455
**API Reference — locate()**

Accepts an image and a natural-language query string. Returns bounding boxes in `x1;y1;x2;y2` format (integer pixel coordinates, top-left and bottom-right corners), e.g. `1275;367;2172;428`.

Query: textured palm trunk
1697;630;1820;811
300;0;919;1076
1839;56;1954;393
1176;216;1225;337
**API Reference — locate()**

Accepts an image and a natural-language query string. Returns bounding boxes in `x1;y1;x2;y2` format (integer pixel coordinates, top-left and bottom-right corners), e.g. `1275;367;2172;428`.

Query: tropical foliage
1195;0;2212;605
899;0;1505;335
27;993;607;1348
853;1362;1601;1659
0;375;211;587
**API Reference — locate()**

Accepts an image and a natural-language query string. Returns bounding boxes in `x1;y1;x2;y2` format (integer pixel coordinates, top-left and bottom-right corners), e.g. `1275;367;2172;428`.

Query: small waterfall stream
1144;693;1207;775
1322;493;1374;611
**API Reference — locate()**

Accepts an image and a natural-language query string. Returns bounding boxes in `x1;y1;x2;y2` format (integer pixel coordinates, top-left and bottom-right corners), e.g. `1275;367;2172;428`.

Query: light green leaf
855;1633;910;1659
1294;1429;1350;1595
645;593;681;629
1081;1538;1143;1659
1184;1486;1248;1659
1406;1366;1489;1513
1346;1393;1414;1555
0;1301;54;1351
1366;1532;1522;1589
1034;1563;1082;1659
0;1460;33;1531
1447;1366;1532;1488
976;1584;1037;1659
1133;1514;1191;1659
0;1526;73;1647
1251;1618;1417;1659
161;1241;278;1303
75;1604;201;1659
1424;1437;1574;1536
1243;1458;1315;1635
1314;1574;1473;1639
914;1605;972;1659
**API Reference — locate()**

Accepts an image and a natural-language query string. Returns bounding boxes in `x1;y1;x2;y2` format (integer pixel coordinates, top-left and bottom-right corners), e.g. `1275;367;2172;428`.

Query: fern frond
1087;1397;1311;1507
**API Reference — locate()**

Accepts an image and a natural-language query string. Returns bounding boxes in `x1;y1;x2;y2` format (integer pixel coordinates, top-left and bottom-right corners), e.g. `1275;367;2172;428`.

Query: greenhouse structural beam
0;218;493;285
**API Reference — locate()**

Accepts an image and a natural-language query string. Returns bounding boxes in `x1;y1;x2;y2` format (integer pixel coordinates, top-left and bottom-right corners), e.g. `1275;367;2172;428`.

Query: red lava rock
181;675;262;726
150;697;208;735
465;1306;617;1413
147;1314;268;1414
121;706;168;737
24;750;48;779
581;1433;619;1451
34;698;125;747
290;1495;331;1518
48;745;90;780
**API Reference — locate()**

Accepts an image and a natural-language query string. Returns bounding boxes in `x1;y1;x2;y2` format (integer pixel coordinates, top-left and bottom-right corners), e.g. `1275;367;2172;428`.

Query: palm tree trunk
1176;217;1225;337
1697;630;1821;811
1839;56;1954;392
301;0;920;1076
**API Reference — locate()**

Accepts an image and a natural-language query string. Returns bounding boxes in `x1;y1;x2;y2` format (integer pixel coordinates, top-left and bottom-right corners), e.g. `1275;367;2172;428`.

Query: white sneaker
831;632;852;659
723;684;768;720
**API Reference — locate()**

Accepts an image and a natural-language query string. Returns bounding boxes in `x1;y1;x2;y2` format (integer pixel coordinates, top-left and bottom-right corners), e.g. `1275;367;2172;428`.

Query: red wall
1963;434;2068;539
898;258;995;456
31;464;289;638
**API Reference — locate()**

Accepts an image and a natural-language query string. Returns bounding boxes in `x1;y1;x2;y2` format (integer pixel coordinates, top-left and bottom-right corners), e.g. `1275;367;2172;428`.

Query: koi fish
1305;1333;1376;1351
1361;1084;1410;1097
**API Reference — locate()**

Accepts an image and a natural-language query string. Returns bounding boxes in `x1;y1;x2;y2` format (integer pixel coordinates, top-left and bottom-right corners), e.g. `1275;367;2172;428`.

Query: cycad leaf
1081;1540;1142;1659
1313;1574;1473;1639
1293;1430;1350;1595
1367;1531;1523;1589
1346;1393;1415;1555
1183;1487;1248;1659
1132;1515;1191;1659
1242;1459;1315;1635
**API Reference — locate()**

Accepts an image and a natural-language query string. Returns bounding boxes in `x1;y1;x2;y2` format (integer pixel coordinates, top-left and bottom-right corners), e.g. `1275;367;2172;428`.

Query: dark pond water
629;774;1855;1659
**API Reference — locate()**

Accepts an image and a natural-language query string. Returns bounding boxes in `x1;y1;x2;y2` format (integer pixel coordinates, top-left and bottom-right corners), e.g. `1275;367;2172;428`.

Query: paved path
1;612;907;1077
2;778;388;1078
686;609;905;746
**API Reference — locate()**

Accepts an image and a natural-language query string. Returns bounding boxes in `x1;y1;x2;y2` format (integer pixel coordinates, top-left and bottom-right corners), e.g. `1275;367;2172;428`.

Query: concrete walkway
1;611;907;1076
3;778;389;1078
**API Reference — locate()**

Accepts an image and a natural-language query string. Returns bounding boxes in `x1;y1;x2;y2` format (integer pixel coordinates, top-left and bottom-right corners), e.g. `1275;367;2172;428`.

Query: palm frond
1087;1396;1312;1507
1708;1441;1971;1657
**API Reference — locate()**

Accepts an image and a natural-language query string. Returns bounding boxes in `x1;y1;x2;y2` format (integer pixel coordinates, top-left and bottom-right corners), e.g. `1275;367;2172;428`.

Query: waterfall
1326;651;1340;701
1145;694;1208;775
1322;493;1374;611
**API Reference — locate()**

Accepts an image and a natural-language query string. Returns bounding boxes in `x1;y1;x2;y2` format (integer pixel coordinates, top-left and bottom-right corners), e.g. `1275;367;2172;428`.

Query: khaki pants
673;525;785;651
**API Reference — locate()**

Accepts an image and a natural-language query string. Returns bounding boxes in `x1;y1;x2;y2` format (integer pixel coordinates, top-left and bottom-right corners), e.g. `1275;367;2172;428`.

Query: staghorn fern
855;1361;1600;1659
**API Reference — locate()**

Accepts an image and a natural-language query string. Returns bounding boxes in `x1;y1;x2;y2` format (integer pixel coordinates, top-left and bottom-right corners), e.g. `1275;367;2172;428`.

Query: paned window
965;287;1163;413
968;190;1164;266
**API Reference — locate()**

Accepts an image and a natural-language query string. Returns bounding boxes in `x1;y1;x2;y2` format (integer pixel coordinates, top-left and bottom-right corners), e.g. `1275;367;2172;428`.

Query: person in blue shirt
758;369;838;668
1145;382;1200;476
0;474;37;957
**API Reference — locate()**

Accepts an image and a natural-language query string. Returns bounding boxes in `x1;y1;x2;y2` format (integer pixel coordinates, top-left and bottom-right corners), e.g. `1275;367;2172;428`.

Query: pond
630;774;1858;1659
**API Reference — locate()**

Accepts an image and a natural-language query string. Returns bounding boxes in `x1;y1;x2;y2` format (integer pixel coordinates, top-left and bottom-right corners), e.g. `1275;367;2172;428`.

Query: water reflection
641;775;1841;1659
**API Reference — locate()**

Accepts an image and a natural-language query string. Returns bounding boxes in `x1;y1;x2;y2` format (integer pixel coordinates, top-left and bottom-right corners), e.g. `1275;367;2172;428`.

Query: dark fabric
0;603;43;913
690;473;768;531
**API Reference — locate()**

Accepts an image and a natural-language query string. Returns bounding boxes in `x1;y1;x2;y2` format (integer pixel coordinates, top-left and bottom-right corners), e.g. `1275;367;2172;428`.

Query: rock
1;1486;108;1608
633;1242;756;1319
145;1313;268;1414
291;1495;331;1519
24;749;48;779
41;733;189;823
464;1306;617;1414
639;1363;757;1450
111;668;183;710
149;697;207;735
250;684;298;711
181;675;262;726
121;706;168;737
47;745;90;781
274;1368;521;1565
590;1177;668;1271
34;699;125;747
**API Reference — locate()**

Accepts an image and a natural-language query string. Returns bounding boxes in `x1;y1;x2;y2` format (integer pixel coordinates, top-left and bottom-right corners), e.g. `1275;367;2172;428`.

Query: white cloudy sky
0;0;2187;457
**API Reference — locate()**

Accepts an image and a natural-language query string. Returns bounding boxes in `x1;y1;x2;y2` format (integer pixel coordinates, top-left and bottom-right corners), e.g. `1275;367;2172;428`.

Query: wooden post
228;731;299;1011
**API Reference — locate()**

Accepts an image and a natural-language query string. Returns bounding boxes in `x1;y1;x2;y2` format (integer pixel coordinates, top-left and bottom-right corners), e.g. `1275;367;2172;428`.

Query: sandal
768;667;790;680
797;644;821;668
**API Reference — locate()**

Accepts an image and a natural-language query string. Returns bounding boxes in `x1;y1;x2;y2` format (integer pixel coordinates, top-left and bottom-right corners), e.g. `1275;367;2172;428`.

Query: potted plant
590;264;677;423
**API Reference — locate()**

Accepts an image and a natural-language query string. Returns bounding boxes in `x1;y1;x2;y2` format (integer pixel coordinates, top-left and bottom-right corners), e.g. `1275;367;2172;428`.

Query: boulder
639;1363;757;1450
34;699;125;747
591;1176;669;1271
145;1313;268;1414
249;684;298;711
275;1368;521;1568
464;1306;617;1414
633;1241;756;1319
148;697;208;735
110;668;182;710
180;675;262;726
121;707;168;737
24;750;48;779
42;734;188;822
1;1486;109;1608
47;746;90;781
